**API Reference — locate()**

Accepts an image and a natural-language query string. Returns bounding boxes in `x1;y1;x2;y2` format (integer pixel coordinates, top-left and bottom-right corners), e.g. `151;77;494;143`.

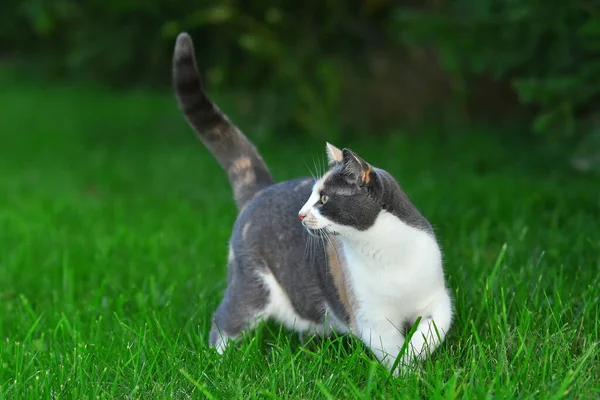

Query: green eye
320;194;329;204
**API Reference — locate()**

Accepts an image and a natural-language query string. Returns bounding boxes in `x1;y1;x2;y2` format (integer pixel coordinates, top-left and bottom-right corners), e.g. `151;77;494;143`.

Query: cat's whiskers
310;229;321;267
312;155;322;182
319;153;328;179
318;229;331;285
303;226;318;267
301;231;310;264
303;159;317;182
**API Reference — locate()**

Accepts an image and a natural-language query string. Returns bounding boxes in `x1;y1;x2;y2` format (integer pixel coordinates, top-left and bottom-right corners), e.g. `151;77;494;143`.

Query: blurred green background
1;2;600;397
2;0;600;165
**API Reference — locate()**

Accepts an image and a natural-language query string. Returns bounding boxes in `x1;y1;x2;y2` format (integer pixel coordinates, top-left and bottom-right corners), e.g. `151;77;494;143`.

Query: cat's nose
298;212;306;221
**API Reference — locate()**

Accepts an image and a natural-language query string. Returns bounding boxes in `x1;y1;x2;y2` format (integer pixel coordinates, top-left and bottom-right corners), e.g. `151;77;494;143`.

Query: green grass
0;71;599;399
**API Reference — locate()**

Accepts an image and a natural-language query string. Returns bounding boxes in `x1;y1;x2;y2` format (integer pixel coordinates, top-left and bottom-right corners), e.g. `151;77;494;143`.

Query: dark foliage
3;0;599;152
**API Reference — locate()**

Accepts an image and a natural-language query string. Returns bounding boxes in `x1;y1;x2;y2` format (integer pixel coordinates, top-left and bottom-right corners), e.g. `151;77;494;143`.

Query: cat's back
230;177;315;260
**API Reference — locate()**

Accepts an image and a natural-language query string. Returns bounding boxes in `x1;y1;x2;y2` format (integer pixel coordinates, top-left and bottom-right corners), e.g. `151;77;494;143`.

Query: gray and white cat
172;32;453;373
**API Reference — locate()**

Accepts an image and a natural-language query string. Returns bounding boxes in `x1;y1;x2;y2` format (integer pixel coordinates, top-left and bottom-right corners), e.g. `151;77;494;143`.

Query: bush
3;0;600;156
4;1;403;139
391;0;600;144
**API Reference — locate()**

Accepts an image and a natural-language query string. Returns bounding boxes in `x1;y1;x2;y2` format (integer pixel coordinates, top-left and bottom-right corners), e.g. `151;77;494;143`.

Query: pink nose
298;213;306;221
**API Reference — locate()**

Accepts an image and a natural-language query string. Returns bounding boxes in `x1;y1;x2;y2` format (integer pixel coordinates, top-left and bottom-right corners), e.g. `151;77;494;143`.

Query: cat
172;32;453;374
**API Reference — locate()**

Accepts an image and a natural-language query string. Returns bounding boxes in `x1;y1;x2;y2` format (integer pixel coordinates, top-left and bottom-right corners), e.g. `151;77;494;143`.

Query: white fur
259;273;348;336
260;272;316;332
215;271;348;353
298;181;453;374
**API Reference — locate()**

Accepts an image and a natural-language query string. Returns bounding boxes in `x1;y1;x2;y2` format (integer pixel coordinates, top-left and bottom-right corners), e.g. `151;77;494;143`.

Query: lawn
0;71;598;399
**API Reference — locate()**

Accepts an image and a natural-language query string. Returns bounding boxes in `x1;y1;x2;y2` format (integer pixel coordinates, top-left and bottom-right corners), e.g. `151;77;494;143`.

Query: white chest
339;212;444;323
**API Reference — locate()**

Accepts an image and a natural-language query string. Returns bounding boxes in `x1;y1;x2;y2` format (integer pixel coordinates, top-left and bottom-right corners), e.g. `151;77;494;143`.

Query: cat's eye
320;194;329;205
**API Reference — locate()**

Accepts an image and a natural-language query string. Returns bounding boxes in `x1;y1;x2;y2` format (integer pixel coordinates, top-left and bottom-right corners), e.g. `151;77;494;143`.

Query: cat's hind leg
208;256;271;354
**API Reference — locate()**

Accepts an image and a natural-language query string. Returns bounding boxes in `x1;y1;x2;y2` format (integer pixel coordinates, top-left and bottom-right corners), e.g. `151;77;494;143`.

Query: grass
0;70;599;399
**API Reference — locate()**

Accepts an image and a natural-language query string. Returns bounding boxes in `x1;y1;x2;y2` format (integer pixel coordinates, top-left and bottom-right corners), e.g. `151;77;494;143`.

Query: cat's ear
325;142;343;164
342;148;374;186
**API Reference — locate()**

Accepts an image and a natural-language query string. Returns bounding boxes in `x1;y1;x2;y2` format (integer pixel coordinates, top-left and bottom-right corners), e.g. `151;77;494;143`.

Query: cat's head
298;143;387;236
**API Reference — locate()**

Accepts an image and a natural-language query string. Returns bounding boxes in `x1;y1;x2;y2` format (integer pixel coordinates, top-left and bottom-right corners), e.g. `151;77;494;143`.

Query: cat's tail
172;32;274;211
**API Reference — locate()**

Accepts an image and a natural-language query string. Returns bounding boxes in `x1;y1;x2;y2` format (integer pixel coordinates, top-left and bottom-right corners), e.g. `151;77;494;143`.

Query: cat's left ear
325;142;343;165
342;148;374;186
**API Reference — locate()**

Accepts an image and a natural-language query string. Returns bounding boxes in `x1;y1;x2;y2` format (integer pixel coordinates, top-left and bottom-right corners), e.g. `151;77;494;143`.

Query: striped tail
172;32;274;211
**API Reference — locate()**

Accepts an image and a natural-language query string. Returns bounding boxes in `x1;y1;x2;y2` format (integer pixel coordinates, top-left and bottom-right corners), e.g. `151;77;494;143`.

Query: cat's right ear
326;142;343;165
342;148;374;187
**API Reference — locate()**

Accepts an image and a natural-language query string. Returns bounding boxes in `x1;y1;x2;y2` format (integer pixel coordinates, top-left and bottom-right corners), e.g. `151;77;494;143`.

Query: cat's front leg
357;320;410;375
404;290;453;363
